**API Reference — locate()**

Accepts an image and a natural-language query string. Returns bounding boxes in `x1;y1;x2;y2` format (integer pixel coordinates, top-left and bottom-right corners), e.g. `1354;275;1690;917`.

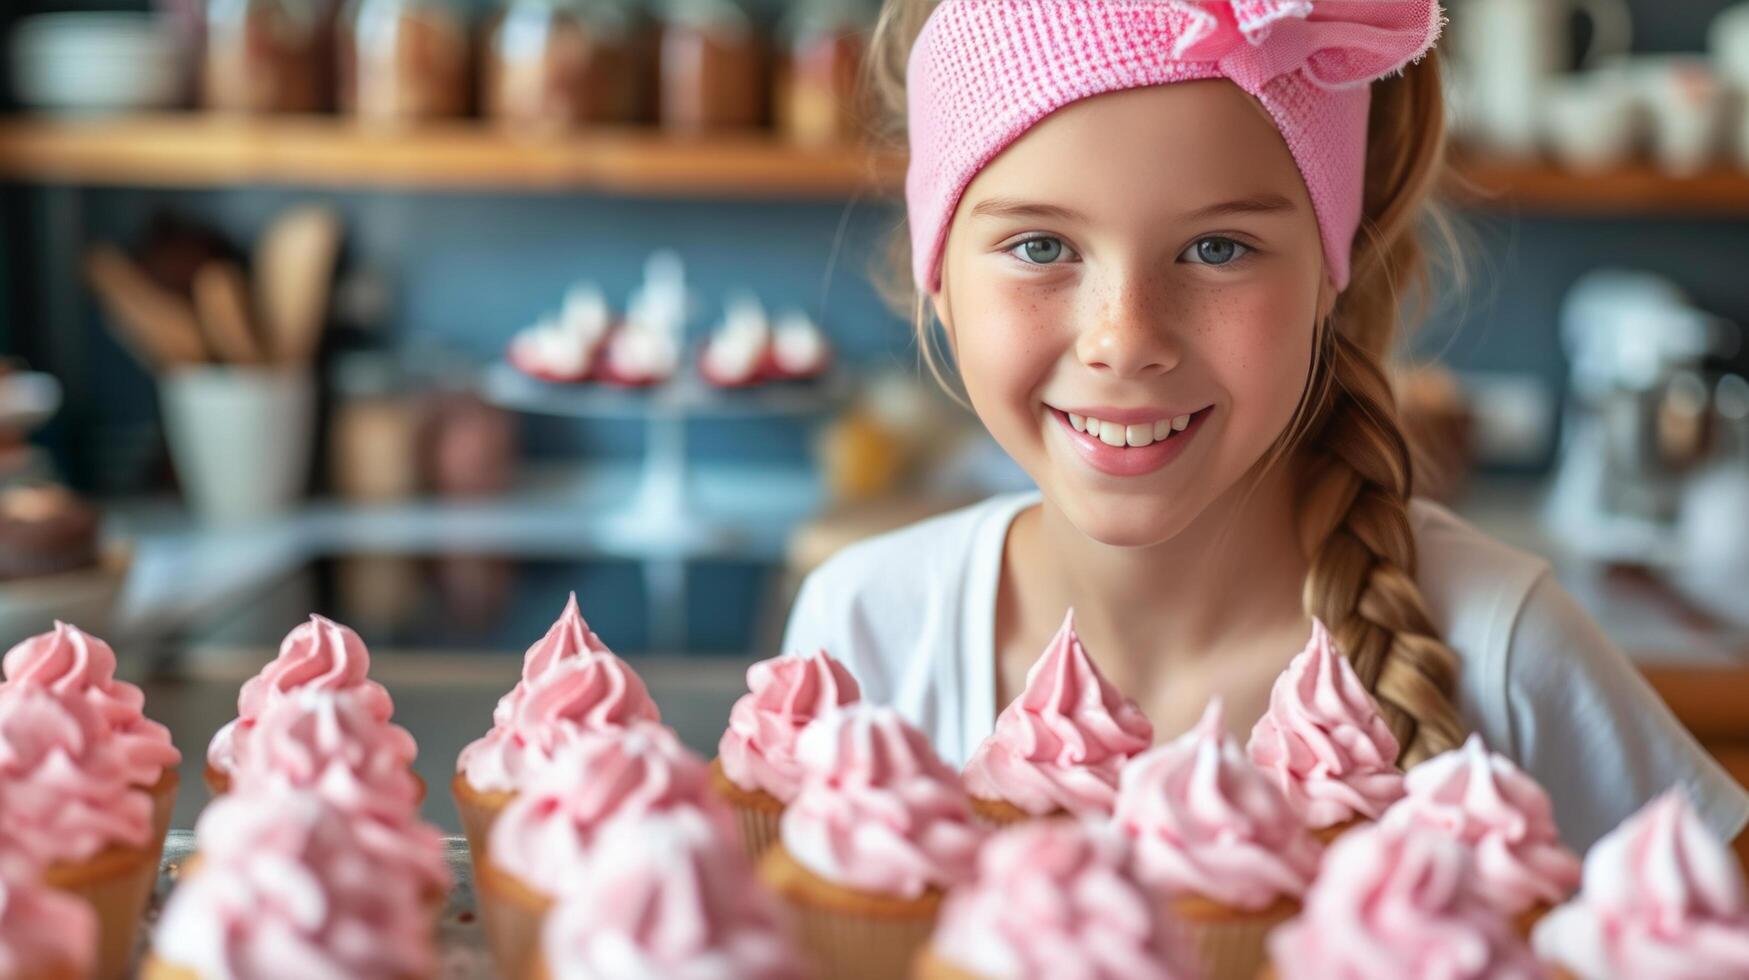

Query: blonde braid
1295;48;1467;765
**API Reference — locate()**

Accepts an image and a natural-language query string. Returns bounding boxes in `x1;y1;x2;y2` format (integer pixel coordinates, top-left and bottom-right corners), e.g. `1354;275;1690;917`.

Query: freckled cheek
1192;289;1316;420
952;280;1069;408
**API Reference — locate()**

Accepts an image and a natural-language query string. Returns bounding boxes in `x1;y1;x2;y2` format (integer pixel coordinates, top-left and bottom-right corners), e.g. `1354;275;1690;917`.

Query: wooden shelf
1443;152;1749;216
0;113;905;198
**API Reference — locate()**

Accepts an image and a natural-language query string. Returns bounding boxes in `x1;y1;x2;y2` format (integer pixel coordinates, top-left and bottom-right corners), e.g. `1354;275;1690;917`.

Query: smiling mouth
1047;406;1212;448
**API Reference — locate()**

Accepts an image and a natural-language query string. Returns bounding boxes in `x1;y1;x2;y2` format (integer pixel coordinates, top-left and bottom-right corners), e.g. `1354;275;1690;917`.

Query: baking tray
141;831;495;979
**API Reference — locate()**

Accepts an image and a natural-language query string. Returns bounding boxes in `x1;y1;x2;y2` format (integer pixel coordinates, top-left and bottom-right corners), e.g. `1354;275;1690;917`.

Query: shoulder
799;492;1028;607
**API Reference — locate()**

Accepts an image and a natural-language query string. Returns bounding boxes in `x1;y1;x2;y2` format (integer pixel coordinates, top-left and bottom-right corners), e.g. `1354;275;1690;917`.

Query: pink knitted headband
905;0;1443;293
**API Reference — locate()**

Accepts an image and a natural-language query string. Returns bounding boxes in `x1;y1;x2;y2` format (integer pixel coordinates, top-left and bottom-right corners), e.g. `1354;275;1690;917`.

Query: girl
782;0;1749;855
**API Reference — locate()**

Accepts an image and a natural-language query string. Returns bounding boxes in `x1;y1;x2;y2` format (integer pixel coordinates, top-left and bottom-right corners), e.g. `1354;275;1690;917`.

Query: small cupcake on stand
713;647;861;858
1246;618;1405;843
962;609;1152;826
1384;734;1581;938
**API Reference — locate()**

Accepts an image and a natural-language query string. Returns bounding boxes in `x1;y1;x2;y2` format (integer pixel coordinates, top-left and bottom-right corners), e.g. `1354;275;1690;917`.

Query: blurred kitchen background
2;0;1748;830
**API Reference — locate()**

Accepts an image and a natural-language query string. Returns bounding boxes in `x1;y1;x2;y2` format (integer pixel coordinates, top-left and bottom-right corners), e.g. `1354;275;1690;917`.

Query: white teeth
1098;420;1126;447
1062;409;1196;446
1125;424;1153;447
1069;413;1086;432
1152;419;1171;441
1172;414;1191;431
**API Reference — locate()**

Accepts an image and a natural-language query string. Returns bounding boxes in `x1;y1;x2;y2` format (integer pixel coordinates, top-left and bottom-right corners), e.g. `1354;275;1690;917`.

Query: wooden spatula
84;244;209;371
256;205;342;366
192;261;265;364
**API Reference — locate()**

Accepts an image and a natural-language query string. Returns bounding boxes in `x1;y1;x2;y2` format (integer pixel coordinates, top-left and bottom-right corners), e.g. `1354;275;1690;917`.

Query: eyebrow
966;193;1299;223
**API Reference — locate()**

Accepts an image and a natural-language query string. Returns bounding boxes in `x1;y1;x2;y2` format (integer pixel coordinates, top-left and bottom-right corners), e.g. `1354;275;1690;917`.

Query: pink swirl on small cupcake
0;683;153;864
156;784;436;980
2;621;181;785
207;615;393;775
228;689;449;898
780;704;983;899
489;722;721;897
932;820;1194;980
458;647;662;794
541;807;807;980
1113;699;1321;910
1385;734;1580;916
963;609;1154;818
1269;820;1546;979
1533;790;1749;979
717;648;861;803
0;854;97;979
1247;618;1404;829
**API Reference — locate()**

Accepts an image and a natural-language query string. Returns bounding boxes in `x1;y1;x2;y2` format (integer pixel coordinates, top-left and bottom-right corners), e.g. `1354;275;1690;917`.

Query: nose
1074;273;1180;379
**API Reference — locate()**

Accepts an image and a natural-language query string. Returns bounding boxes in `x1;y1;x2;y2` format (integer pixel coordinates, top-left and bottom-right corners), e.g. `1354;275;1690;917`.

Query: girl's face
933;81;1336;548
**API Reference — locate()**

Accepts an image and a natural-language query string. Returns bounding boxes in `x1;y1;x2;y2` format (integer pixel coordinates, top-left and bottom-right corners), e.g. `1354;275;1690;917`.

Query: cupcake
453;594;659;856
714;647;861;858
1246;618;1404;842
533;806;807;980
914;819;1195;979
1532;789;1749;979
3;621;182;846
1384;734;1580;936
1113;699;1322;980
227;689;451;913
758;703;984;980
476;721;721;980
0;684;160;980
144;784;437;980
205;614;394;793
962;609;1152;826
1265;820;1546;979
0;853;98;980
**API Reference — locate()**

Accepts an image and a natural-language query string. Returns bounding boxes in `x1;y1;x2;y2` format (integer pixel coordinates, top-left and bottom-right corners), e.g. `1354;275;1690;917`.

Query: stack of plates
9;13;187;114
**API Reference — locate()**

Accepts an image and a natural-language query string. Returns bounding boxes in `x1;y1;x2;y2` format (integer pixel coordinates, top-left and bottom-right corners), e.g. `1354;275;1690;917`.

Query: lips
1048;405;1212;478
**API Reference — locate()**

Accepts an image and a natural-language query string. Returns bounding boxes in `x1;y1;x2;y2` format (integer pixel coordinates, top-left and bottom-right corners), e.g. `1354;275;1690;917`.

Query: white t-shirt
781;490;1749;851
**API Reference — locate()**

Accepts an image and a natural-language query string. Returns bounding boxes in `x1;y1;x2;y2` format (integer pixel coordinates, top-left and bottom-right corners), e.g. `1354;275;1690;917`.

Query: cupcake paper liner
138;955;200;980
475;854;556;980
451;772;515;860
759;844;942;980
43;843;160;980
967;795;1050;829
709;758;785;861
1167;893;1298;980
912;943;987;980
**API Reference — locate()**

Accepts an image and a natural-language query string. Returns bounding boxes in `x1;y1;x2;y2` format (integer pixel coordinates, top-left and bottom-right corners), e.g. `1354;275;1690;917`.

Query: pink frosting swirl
2;621;181;785
1113;699;1322;910
931;819;1195;980
541;807;806;980
207;615;394;775
229;690;449;899
1268;820;1546;979
963;610;1153;818
1385;734;1580;916
717;648;861;803
457;598;660;794
489;722;721;897
779;704;983;899
1246;618;1404;829
0;683;152;864
155;784;436;980
0;855;96;978
1533;790;1749;979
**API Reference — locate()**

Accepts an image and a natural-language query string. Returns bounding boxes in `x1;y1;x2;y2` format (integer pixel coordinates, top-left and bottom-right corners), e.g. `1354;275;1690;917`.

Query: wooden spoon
255;205;342;367
83;244;209;371
192;261;264;365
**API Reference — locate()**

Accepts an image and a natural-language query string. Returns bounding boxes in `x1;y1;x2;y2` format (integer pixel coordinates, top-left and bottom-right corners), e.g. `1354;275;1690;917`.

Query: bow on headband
1170;0;1445;91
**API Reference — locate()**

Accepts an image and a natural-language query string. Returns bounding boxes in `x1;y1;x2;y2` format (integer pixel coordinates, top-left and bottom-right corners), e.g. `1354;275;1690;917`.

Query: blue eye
1008;236;1072;265
1181;237;1250;266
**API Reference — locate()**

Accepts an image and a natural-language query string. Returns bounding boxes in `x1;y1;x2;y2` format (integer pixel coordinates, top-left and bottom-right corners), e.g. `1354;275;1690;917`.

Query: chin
1048;484;1203;549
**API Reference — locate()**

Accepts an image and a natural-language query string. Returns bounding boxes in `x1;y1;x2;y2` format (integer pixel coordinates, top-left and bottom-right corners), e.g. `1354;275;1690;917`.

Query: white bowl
8;13;186;114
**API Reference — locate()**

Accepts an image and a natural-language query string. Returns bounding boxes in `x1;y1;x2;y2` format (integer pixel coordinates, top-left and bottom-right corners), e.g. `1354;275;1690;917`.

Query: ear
1317;273;1339;323
928;282;955;345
